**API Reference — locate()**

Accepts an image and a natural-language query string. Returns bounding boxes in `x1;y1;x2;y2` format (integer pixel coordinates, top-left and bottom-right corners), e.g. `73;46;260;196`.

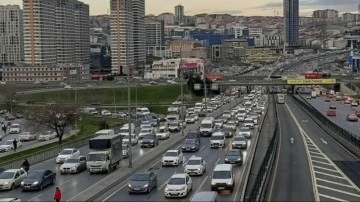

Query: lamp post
180;60;185;136
126;28;132;169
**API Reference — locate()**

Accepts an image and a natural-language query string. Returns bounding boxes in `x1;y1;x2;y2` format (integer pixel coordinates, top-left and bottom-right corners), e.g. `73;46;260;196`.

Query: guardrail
245;95;279;202
291;95;360;158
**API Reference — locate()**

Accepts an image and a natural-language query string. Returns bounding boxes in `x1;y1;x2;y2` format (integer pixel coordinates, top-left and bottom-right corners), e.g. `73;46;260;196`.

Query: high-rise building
23;0;89;66
0;5;23;65
145;21;165;47
110;0;145;75
175;4;184;25
283;0;299;47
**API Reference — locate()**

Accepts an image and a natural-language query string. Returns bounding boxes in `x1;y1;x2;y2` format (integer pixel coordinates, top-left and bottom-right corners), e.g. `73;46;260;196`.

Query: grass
0;116;125;163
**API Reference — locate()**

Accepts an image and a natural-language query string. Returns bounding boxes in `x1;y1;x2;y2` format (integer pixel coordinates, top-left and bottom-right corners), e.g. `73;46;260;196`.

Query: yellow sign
287;79;336;85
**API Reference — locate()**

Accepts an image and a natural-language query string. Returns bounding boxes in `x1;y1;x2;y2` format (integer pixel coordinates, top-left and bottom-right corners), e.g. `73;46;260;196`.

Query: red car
347;114;358;122
326;110;336;116
344;99;351;104
356;111;360;117
329;104;336;109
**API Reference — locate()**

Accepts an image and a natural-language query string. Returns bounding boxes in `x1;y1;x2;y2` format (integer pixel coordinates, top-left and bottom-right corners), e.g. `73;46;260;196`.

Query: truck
276;94;285;104
87;134;122;174
311;91;317;98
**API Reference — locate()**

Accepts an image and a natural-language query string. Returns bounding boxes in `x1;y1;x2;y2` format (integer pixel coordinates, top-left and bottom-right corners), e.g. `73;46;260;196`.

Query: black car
157;114;166;122
15;112;24;119
140;134;158;148
21;169;56;191
224;149;243;166
222;127;234;138
182;139;200;152
128;171;157;194
198;110;206;117
186;131;201;143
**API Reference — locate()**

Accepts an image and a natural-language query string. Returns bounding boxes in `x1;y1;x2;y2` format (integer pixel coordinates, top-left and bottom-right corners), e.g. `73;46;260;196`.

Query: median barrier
292;95;360;158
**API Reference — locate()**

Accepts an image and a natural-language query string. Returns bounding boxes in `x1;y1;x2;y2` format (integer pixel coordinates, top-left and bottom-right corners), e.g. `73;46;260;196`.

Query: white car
185;115;196;124
140;121;152;129
19;132;37;142
138;128;154;138
243;118;255;129
0;169;27;190
184;156;206;176
156;126;170;140
162;150;183;166
38;131;57;141
168;121;181;132
238;127;251;138
164;173;192;198
101;110;112;116
0;139;22;152
351;101;359;107
224;121;237;131
9;123;21;134
210;132;225;148
122;134;138;145
56;148;81;164
122;144;129;158
0;198;22;202
64;85;72;89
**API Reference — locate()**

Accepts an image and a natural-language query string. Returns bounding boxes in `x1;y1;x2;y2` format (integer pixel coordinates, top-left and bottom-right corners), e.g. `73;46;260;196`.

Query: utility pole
126;27;132;169
180;59;185;136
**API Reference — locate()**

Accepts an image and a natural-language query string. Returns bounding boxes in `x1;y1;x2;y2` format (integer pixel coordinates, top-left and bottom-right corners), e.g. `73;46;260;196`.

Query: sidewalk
244;95;276;199
0;129;79;158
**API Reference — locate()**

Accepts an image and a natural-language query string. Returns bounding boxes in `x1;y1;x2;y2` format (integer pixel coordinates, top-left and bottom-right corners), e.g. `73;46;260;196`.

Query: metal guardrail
291;95;360;158
246;96;279;202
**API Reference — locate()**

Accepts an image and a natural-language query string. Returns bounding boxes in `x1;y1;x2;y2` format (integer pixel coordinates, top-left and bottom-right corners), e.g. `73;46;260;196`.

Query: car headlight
227;181;233;185
191;146;195;149
139;140;143;143
144;184;149;187
237;158;241;161
150;140;154;142
181;186;186;191
4;181;9;185
128;183;132;188
72;166;76;169
225;158;229;161
211;181;216;185
165;187;169;191
21;181;24;185
33;181;39;185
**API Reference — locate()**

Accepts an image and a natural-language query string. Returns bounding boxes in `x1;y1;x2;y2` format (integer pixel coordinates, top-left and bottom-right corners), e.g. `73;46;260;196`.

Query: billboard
180;62;198;69
206;73;224;80
287;79;336;85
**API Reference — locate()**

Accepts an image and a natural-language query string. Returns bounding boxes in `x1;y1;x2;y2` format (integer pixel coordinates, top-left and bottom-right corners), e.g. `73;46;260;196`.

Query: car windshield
213;171;231;179
44;131;52;135
226;151;240;156
143;135;154;140
201;123;212;128
65;158;80;163
27;171;44;178
0;171;15;179
227;122;235;126
190;114;196;118
158;128;166;132
240;128;250;132
168;177;185;185
4;141;13;145
60;150;73;155
10;125;19;129
211;135;224;140
238;110;246;113
187;159;201;165
132;173;150;181
234;137;246;141
223;127;232;131
215;120;222;123
87;153;105;161
244;119;253;123
119;128;129;133
185;139;196;144
169;122;179;126
141;129;151;133
165;151;178;157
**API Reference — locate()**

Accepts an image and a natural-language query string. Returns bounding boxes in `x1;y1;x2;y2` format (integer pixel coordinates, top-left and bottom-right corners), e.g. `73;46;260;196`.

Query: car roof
188;156;203;160
159;126;167;129
63;148;76;150
214;164;232;171
212;132;224;136
171;173;187;178
166;149;179;152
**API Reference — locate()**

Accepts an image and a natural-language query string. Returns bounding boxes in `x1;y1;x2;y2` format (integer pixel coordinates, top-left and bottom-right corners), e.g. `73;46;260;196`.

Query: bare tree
0;85;17;113
29;104;79;144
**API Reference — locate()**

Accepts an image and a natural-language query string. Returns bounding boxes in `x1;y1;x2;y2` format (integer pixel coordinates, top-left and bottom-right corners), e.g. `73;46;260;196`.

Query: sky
1;0;359;16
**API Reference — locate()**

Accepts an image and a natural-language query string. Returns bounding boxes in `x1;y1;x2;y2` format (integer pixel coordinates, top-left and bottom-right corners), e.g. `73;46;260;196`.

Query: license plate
134;188;140;191
218;187;225;190
25;186;31;188
186;148;190;150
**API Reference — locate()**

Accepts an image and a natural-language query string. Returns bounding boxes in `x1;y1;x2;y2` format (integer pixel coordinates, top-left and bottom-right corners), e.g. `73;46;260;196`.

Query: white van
211;164;234;192
200;117;215;137
95;129;115;136
194;102;203;112
190;191;218;202
136;107;150;116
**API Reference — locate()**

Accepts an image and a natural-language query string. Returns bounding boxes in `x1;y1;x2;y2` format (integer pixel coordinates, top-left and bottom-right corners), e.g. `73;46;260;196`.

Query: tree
0;85;17;113
29;104;79;144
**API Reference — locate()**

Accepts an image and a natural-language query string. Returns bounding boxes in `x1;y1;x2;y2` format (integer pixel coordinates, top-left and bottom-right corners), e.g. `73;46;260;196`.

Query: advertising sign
287;79;336;85
180;62;198;69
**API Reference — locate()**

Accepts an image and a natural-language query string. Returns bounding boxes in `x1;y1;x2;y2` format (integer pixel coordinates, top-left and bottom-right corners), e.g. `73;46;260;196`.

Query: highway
0;97;245;201
302;95;360;136
267;96;360;201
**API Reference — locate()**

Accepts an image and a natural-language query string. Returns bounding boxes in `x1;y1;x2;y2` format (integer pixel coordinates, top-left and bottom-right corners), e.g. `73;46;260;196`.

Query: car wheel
10;183;15;190
39;183;43;190
147;187;151;193
52;177;56;185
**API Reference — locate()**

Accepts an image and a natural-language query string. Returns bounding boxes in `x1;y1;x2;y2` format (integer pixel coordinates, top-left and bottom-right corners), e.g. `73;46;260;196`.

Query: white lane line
313;165;339;173
317;185;360;198
158;175;172;191
309;151;323;156
319;193;350;202
314;171;345;179
101;182;129;202
59;179;71;186
28;194;43;201
311;159;332;166
311;155;327;160
214;157;221;165
316;178;354;188
194;176;208;193
199;145;205;152
308;148;321;153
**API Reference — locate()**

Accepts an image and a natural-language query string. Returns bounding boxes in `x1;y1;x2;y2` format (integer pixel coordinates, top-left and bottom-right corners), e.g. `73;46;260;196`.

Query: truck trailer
276;94;286;104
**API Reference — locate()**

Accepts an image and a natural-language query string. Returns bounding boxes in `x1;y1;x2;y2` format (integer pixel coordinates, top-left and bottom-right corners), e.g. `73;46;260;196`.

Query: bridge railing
291;95;360;158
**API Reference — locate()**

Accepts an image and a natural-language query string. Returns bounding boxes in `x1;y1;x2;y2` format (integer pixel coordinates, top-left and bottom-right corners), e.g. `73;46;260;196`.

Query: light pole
135;84;138;122
127;38;133;169
180;62;185;136
203;78;207;114
113;87;116;113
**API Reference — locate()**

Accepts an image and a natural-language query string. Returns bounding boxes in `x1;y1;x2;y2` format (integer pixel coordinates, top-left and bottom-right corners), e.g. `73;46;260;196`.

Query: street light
180;60;185;136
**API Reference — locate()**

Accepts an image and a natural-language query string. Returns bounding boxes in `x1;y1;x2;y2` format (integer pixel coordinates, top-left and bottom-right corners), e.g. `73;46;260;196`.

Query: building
144;58;204;79
0;5;23;65
132;0;146;70
342;13;360;22
221;39;248;60
283;0;299;47
313;9;338;21
2;63;90;82
245;48;279;63
232;26;249;38
174;5;184;25
249;28;263;36
146;21;165;48
23;0;90;66
169;40;203;58
157;12;174;25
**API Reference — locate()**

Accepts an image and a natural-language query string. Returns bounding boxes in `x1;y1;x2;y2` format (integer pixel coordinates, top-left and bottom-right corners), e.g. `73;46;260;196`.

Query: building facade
169;40;203;58
145;21;165;47
313;9;338;21
132;0;146;69
23;0;89;66
283;0;299;47
157;12;174;25
174;5;184;25
0;5;23;65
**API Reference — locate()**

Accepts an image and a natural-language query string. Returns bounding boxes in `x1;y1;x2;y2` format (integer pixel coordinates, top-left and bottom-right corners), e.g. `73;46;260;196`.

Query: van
211;164;234;192
200;117;215;137
95;129;115;136
190;191;218;202
136;107;150;116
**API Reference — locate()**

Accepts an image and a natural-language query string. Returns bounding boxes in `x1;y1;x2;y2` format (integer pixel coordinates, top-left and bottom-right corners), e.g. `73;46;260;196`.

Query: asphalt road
266;100;314;201
302;95;360;136
0;97;243;201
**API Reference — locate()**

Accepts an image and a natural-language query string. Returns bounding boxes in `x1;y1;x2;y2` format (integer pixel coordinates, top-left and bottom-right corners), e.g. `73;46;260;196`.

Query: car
237;114;246;122
185;131;201;145
162;150;183;166
229;118;240;126
0;198;22;202
0;169;27;190
0;139;22;153
128;171;157;194
15;112;24;119
238;127;251;138
140;134;158;148
325;98;331;102
210;132;225;148
222;111;232;119
184;156;206;176
168;121;181;132
140;121;152;129
156;126;170;140
56;148;81;164
158;114;166;122
328;104;336;109
224;150;243;166
356;111;360;117
223;121;237;131
19;132;37;142
21;170;56;191
4;114;15;121
351;101;359;107
149;81;158;85
164;173;192;198
122;134;138;145
347;114;358;122
122;144;130;158
138;128;154;139
232;136;248;149
198;110;206;117
59;156;87;174
214;119;224;129
344;99;351;104
9;123;21;134
247;112;259;125
243;118;255;129
326;110;336;117
182;139;200;152
211;164;234;192
185;115;196;124
38;131;57;141
222;127;234;138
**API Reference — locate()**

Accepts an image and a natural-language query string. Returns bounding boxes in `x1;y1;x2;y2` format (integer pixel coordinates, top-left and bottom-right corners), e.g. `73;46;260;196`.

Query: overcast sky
1;0;359;16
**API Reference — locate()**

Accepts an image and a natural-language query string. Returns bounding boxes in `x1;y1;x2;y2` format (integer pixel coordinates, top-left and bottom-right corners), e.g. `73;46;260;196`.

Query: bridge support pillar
291;85;295;94
247;85;251;94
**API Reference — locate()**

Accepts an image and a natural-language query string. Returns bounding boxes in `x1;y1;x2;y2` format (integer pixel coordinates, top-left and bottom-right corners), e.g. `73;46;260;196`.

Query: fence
246;96;279;202
291;95;360;158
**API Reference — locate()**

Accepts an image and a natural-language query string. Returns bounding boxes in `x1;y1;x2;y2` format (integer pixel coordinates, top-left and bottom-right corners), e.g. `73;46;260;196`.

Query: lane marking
101;182;129;202
310;155;327;160
319;193;350;202
194;176;208;193
59;179;71;186
313;165;340;173
199;145;205;152
309;151;324;156
316;178;354;188
308;148;321;153
311;160;332;166
214;157;220;165
28;194;43;201
317;185;360;198
314;171;344;179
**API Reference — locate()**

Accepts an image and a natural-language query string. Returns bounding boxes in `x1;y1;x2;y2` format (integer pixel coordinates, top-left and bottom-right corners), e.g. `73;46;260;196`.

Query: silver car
238;127;251;138
60;156;87;174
